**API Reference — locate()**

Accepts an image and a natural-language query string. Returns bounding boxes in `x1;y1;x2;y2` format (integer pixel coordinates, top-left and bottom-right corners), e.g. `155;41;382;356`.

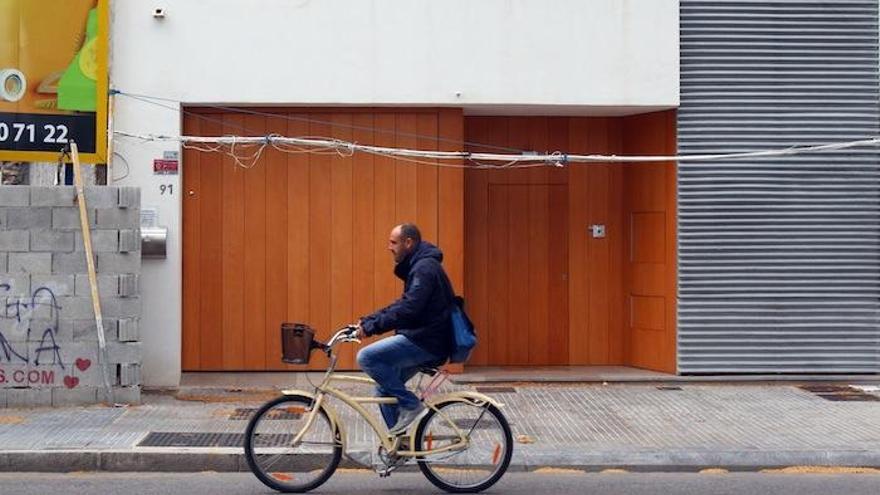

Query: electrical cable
113;130;880;168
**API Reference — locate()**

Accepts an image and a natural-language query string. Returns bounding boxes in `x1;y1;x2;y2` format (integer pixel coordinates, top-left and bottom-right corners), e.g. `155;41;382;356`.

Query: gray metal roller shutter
678;0;880;374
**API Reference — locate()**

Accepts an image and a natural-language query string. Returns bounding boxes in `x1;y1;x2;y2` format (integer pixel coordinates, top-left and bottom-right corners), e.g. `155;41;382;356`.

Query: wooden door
465;117;623;366
484;183;569;365
622;111;677;373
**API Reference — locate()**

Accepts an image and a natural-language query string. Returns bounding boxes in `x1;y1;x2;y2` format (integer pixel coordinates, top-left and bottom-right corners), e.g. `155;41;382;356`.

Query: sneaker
389;403;426;436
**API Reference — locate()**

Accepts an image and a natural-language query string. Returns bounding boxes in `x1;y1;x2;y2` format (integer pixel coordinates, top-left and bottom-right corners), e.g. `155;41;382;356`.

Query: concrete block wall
0;186;142;407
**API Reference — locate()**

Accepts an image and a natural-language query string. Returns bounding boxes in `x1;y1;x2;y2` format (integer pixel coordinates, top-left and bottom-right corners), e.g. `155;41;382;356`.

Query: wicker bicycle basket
281;323;316;364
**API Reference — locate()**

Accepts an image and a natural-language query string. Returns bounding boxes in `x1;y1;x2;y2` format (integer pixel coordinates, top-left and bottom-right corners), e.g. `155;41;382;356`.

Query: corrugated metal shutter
677;0;880;373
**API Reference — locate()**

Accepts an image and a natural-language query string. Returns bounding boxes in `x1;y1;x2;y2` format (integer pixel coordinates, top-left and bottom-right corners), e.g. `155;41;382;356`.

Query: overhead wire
111;90;880;170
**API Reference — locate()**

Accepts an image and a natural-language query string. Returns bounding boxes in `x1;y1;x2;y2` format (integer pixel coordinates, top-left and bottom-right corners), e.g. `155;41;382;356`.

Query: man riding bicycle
356;223;455;435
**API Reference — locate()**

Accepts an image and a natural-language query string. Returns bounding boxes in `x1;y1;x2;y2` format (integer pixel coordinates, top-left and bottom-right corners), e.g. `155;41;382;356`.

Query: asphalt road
0;471;879;495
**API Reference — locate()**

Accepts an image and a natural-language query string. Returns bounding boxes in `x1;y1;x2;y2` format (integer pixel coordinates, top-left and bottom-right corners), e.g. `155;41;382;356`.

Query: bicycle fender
426;391;504;409
280;389;347;452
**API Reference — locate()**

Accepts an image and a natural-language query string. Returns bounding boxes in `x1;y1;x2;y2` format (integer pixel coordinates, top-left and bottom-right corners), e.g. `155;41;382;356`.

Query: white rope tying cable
113;130;880;168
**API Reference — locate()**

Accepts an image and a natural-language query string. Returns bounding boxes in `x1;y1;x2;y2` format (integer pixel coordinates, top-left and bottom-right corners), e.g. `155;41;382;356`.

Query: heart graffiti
75;358;91;372
63;376;79;389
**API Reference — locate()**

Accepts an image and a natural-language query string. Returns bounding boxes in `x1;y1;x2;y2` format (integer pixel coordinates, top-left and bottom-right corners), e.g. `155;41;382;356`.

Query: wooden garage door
182;108;464;371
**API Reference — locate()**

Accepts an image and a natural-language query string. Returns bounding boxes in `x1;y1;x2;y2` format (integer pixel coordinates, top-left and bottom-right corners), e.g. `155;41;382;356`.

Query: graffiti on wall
0;283;91;388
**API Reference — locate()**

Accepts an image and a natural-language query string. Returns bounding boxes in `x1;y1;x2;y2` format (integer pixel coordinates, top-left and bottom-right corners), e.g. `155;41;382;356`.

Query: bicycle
243;324;513;493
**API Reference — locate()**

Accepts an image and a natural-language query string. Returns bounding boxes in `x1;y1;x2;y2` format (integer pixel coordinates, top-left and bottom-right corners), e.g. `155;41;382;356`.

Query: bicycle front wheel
415;401;513;493
244;395;342;493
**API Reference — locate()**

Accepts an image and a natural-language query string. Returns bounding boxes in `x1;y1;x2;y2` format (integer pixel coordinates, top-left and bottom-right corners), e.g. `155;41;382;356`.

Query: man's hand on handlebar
354;321;367;340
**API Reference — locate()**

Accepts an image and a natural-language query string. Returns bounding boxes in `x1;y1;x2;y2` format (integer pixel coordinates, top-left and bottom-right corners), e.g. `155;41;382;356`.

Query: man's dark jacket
360;241;454;359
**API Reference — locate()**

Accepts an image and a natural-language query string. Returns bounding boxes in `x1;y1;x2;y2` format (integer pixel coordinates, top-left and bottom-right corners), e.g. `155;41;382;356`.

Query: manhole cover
474;386;517;394
800;385;852;394
799;385;880;402
138;432;247;447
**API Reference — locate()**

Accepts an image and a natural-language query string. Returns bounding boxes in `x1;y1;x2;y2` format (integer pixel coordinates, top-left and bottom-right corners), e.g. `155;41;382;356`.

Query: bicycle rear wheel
244;395;341;493
414;401;513;493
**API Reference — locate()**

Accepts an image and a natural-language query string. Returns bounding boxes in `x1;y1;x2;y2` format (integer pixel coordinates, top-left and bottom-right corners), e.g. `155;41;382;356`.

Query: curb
1;449;878;473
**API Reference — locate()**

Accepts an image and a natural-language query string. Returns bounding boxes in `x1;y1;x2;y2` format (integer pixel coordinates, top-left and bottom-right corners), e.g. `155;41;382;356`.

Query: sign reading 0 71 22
0;0;108;163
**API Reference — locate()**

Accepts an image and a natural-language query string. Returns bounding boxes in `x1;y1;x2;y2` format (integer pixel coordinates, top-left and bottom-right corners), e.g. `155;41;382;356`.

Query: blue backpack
448;296;477;363
438;271;477;363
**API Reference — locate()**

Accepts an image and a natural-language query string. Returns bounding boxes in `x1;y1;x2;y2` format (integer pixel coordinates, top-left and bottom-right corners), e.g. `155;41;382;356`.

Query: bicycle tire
414;401;513;493
244;394;342;493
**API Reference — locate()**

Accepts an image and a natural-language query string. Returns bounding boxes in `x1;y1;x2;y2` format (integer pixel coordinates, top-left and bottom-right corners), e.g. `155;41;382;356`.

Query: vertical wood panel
373;114;398;323
352;113;376;359
181;113;201;370
547;118;570;365
528;184;550;365
664;110;678;374
221;113;245;369
608;119;625;364
438;109;465;373
264;115;288;370
331;113;355;369
547;184;570;364
286;115;311;370
464;117;490;365
243;114;267;370
568;118;590;364
487;184;509;365
587;120;610;364
309;117;333;367
507;185;530;365
438;109;464;292
198;115;223;370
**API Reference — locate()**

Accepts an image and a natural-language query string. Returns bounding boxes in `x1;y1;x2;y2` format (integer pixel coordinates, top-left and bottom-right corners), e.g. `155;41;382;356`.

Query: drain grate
474;386;517;394
800;385;851;394
138;432;246;448
229;408;256;420
228;408;303;421
657;386;683;391
799;385;880;402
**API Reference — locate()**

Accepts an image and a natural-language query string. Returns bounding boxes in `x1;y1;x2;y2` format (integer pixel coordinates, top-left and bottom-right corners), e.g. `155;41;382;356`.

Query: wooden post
71;142;114;404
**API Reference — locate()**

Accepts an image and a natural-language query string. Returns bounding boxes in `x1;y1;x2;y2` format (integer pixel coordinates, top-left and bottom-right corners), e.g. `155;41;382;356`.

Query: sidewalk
0;380;879;472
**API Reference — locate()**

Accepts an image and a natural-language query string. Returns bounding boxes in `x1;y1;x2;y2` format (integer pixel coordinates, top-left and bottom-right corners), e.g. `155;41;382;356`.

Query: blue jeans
356;334;442;428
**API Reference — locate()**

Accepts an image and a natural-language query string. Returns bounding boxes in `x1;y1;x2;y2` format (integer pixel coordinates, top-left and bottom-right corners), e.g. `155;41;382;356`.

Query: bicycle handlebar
325;325;361;349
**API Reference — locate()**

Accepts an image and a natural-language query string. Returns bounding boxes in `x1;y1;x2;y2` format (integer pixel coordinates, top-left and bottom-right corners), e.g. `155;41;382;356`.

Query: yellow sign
0;0;109;163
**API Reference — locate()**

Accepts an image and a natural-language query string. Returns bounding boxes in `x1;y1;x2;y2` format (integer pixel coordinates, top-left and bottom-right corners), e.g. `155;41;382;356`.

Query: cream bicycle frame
282;327;501;459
